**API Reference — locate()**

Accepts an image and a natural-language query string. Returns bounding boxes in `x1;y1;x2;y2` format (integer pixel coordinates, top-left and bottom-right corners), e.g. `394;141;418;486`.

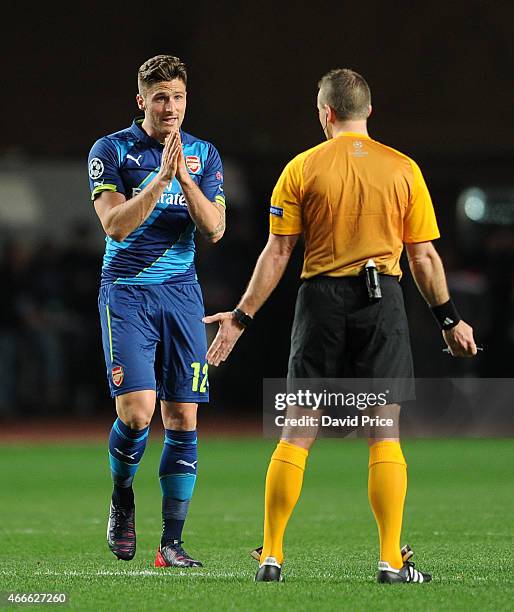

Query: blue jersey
88;119;225;286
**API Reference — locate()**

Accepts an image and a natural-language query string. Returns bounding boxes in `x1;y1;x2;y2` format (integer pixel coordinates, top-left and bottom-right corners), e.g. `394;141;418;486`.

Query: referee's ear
325;105;336;124
366;104;372;118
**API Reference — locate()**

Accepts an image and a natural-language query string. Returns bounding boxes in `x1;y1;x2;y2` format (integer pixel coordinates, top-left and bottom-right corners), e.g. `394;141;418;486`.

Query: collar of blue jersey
130;117;185;147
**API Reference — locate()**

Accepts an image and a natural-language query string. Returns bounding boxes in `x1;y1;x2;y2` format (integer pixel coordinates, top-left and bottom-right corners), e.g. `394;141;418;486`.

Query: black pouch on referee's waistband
364;259;382;302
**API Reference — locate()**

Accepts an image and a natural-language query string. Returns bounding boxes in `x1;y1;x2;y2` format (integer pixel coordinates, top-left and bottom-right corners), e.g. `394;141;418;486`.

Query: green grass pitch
1;438;513;610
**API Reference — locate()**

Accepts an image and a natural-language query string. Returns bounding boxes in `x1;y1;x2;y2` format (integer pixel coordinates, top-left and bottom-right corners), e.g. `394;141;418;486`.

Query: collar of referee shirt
336;131;371;139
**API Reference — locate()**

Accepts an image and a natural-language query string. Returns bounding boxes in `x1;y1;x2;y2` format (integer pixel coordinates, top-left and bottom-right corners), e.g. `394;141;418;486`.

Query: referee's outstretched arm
204;233;299;366
405;241;477;358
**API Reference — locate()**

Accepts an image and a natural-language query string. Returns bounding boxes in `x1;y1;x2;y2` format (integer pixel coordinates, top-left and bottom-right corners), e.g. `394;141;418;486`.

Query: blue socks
108;417;149;508
107;421;198;543
159;429;198;545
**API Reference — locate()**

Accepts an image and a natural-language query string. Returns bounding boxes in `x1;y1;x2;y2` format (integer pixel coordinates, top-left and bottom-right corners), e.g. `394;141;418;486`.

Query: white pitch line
31;569;248;578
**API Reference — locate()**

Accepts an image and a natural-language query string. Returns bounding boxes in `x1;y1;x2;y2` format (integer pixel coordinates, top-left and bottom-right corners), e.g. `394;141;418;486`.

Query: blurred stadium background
0;1;512;432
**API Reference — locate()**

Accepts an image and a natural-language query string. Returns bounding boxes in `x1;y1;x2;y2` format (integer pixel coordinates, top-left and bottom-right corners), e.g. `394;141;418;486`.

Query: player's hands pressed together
166;129;225;242
173;131;191;184
164;128;195;186
442;320;478;357
158;130;181;184
203;312;245;366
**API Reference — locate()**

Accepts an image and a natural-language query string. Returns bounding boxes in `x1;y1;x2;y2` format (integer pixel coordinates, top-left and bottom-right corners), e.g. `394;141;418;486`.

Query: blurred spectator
0;237;33;416
478;226;514;376
0;237;70;414
61;221;106;414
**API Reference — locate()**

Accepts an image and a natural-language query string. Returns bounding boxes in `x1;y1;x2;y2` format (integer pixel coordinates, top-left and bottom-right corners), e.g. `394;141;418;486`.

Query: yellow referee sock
260;440;309;565
368;440;407;570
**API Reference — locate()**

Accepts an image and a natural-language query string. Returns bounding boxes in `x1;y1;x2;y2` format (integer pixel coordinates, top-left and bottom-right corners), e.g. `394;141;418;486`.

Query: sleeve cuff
403;231;441;244
91;184;119;201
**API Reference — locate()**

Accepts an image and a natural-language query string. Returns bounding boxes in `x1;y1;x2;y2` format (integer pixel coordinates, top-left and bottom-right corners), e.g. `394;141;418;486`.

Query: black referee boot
377;545;432;584
255;556;283;582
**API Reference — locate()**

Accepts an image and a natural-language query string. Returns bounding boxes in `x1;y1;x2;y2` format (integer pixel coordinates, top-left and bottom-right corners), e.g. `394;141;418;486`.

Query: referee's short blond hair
318;69;371;120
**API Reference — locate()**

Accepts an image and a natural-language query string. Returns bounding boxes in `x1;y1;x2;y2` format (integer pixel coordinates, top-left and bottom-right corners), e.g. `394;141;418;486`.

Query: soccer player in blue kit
87;55;226;567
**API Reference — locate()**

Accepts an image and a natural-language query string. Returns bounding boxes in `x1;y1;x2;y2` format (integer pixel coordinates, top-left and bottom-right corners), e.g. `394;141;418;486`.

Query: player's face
138;79;187;139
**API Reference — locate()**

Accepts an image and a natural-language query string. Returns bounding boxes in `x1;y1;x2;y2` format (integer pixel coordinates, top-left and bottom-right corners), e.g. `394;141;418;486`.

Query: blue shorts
98;282;209;402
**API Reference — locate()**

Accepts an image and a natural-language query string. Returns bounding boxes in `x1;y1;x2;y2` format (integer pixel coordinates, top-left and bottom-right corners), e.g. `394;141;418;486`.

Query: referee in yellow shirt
204;68;477;584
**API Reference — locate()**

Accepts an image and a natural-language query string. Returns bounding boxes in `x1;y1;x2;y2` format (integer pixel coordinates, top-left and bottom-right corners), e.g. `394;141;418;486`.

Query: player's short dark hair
138;55;187;94
318;68;371;120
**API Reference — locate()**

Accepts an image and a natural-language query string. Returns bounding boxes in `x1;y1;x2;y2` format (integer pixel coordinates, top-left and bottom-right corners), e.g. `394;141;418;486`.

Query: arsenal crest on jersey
112;365;124;387
185;155;201;174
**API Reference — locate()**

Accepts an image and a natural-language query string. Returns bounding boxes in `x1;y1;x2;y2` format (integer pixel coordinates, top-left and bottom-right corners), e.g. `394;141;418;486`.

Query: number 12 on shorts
191;362;208;393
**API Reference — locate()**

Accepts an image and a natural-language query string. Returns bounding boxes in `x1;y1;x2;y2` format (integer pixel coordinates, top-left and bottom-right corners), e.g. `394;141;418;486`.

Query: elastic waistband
303;274;399;284
100;279;200;289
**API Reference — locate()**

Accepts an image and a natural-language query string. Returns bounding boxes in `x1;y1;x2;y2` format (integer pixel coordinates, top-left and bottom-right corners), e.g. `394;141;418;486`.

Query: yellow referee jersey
269;132;440;279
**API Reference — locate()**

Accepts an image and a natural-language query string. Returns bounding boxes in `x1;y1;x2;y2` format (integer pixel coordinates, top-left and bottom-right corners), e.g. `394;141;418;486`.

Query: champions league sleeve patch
89;157;105;180
270;206;284;217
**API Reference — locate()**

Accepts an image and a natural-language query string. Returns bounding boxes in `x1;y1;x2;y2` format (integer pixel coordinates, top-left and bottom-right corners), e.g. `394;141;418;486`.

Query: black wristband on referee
430;299;461;330
233;307;253;328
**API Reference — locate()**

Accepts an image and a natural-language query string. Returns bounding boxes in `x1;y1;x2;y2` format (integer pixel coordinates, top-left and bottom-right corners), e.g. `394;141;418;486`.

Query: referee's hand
203;312;245;366
442;320;478;357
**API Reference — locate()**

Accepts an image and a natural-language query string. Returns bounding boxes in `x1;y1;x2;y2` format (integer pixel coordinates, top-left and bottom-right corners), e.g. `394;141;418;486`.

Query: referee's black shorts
288;275;414;382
